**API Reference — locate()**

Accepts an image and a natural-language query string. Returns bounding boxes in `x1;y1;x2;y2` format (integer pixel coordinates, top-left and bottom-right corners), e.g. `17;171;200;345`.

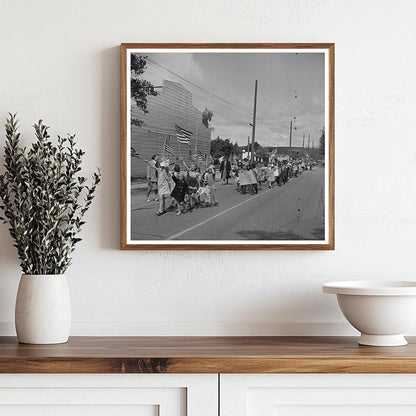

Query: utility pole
302;134;305;148
308;134;310;153
289;120;293;148
251;80;258;163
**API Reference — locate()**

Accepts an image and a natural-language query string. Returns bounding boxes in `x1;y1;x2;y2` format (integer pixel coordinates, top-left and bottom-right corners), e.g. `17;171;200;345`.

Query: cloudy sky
139;51;325;148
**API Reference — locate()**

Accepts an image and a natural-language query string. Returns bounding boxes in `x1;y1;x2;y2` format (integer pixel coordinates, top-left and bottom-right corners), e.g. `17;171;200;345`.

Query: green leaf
0;114;101;274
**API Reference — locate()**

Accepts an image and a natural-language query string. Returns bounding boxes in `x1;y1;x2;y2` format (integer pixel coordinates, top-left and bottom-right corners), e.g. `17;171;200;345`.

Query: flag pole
163;135;166;159
178;140;183;161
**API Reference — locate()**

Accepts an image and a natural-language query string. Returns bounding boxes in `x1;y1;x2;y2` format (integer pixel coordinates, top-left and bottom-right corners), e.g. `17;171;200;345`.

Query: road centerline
167;186;277;240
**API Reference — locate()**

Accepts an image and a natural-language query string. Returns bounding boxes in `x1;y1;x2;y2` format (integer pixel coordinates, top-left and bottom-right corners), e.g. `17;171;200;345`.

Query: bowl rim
322;281;416;296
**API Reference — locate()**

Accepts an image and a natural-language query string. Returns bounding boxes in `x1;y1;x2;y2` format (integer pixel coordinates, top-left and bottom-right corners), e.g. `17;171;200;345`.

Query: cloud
135;51;325;148
143;53;204;86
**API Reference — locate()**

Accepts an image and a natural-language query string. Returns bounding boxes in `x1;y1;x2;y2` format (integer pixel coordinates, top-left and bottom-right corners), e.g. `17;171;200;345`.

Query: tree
130;54;158;127
232;142;240;159
319;128;325;154
210;136;233;162
223;138;233;158
202;108;213;129
210;136;224;161
253;141;261;151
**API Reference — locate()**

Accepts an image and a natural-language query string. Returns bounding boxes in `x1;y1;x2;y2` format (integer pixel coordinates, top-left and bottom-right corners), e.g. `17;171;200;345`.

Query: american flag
131;147;140;158
175;124;192;145
164;136;174;155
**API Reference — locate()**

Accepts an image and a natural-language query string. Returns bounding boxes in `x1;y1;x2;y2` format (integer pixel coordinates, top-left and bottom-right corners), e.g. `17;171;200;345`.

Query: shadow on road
311;227;325;240
132;205;158;213
237;227;324;241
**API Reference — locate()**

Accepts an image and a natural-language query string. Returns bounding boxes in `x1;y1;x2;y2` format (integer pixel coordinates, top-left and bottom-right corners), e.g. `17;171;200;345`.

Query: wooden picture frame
121;43;334;250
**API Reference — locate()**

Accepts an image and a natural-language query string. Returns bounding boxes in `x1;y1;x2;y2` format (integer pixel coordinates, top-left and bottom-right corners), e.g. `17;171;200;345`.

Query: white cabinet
4;373;416;415
0;374;218;416
220;374;416;416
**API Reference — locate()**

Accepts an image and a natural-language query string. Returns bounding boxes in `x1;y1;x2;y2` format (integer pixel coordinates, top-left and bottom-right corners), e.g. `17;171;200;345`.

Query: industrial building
130;79;211;179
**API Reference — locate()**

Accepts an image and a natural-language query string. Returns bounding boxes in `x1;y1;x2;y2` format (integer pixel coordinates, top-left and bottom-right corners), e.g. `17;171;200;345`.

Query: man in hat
220;156;231;185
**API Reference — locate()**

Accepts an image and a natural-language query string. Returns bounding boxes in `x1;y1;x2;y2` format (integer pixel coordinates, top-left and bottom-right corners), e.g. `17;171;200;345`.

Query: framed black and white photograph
121;43;334;250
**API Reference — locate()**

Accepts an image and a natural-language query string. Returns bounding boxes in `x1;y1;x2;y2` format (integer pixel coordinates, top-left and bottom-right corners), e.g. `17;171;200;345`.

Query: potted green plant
0;114;101;344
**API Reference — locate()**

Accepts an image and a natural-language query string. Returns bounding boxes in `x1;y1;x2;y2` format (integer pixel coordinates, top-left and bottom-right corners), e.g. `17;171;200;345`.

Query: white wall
0;0;415;336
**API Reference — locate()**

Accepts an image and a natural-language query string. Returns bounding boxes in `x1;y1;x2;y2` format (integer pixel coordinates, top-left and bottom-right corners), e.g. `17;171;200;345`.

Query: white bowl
323;281;416;346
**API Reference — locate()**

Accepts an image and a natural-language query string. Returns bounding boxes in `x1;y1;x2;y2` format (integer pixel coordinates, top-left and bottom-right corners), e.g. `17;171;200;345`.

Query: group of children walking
152;159;218;217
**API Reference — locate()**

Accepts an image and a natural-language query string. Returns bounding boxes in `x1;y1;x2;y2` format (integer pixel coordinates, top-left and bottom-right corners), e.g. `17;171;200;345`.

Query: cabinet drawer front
0;374;217;416
221;374;416;416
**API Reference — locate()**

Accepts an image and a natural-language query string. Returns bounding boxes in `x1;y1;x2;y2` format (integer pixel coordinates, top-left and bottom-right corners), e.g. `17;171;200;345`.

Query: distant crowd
230;158;316;195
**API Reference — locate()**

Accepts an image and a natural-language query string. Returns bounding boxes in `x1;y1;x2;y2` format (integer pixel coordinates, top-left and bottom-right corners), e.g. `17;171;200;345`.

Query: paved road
130;167;325;241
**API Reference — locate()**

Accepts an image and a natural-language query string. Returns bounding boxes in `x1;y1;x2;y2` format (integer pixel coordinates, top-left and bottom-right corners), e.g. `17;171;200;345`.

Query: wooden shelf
1;336;416;373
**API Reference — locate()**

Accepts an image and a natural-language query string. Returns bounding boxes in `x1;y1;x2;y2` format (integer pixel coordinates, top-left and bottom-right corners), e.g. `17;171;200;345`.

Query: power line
147;58;253;117
146;57;285;139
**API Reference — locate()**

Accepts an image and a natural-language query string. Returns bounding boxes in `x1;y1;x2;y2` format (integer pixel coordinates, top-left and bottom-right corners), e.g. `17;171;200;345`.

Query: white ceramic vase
15;274;71;344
